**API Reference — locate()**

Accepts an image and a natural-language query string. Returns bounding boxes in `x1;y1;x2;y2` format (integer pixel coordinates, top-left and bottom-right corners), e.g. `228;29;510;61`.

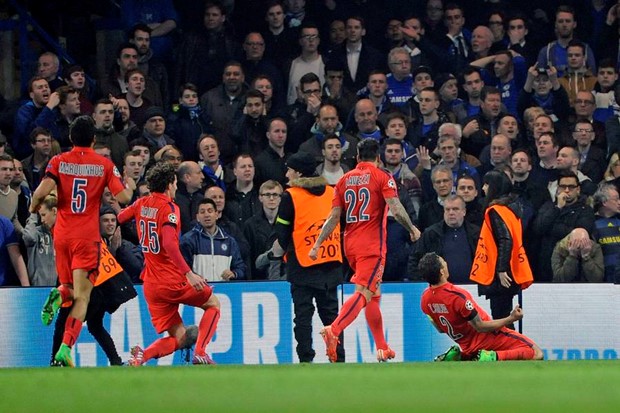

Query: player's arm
29;178;56;213
309;206;341;260
468;304;523;333
115;176;136;205
385;196;421;241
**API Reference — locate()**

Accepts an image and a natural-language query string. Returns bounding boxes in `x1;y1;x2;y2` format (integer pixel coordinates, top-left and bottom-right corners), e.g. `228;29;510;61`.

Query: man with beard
93;99;130;172
315;135;349;185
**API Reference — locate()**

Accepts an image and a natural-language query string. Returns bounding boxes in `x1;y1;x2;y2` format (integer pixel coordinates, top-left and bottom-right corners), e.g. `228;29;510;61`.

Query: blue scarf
202;163;226;192
183;104;202;121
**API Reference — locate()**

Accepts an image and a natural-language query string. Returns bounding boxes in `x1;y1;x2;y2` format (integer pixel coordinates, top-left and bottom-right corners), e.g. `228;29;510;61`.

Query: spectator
200;62;247;165
548;146;597;200
99;43;162;108
558;40;597;106
64;65;94;116
128;23;170;108
531;170;596;282
536;5;596;78
166;84;213;163
383;138;422;215
180;198;246;282
417;164;453;232
456;173;484;226
225;154;260;227
252;75;281;117
255;118;290;186
552;228;604;283
344;98;382;144
299;104;357;170
175;161;205;234
281;72;322;152
230;89;268;157
573;120;606;184
0;154;21;234
321;60;357;122
592;59;618;124
452;67;485;123
461;86;503;158
310;133;348;185
13;77;56;160
329;16;385;93
0;215;29;286
571;90;606;151
21;127;51;190
141;106;174;152
592;183;620;282
243;180;283;280
241;32;285;107
197;134;229;191
529;131;560;185
517;65;570;130
286;23;325;105
477;134;512;176
175;1;242;95
36;52;63;92
434;3;471;74
506;14;537;67
262;1;299;73
408;194;480;283
92;99;129;172
22;194;57;286
511;149;551;212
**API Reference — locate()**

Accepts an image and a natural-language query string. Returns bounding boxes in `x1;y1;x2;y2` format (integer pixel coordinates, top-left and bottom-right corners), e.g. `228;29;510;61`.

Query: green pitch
2;361;619;412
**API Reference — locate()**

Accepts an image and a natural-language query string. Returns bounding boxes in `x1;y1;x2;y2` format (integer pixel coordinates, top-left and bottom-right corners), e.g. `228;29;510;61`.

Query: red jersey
46;147;124;241
421;282;495;355
333;162;398;257
117;192;186;284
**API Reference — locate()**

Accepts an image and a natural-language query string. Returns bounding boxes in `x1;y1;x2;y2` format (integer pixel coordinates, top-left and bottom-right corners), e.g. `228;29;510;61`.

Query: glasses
301;34;319;41
558;184;579;190
261;192;281;198
245;42;265;47
574;128;594;133
575;99;594;105
302;88;321;95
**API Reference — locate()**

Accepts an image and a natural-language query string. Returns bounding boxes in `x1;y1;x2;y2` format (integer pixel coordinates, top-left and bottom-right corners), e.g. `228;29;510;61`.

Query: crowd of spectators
2;0;620;286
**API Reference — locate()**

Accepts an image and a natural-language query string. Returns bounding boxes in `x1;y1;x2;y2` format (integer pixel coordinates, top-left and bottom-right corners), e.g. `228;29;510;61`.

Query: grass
2;361;619;412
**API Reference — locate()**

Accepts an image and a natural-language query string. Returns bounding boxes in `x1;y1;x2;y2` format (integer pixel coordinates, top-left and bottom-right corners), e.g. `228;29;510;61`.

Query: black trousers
50;290;122;366
489;294;516;331
290;283;345;362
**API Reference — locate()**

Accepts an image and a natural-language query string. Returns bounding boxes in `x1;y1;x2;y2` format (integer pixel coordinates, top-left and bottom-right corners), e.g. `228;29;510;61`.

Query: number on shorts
139;220;160;253
71;178;88;213
344;187;371;223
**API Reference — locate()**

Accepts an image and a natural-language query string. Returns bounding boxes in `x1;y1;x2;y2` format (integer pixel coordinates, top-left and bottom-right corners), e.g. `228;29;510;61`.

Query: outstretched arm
386;197;421;242
469;305;523;333
309;207;342;260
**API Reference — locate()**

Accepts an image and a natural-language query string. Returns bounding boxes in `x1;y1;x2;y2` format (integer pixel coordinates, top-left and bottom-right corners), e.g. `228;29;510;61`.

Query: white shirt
347;43;362;82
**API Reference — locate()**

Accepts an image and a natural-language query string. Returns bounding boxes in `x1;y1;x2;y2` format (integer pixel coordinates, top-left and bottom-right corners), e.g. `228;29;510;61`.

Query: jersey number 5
139;220;161;253
71;178;88;213
344;187;371;223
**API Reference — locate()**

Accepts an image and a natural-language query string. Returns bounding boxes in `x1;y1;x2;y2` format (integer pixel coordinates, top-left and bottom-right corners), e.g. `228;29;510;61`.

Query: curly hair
146;162;176;193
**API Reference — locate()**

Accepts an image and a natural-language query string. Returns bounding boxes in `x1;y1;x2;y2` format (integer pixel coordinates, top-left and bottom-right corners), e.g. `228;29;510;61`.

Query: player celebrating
419;252;544;361
31;116;134;367
117;163;221;365
309;138;421;362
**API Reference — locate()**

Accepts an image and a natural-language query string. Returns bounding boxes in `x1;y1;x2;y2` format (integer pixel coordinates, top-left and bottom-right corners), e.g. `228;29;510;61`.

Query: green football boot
434;345;462;361
41;288;62;326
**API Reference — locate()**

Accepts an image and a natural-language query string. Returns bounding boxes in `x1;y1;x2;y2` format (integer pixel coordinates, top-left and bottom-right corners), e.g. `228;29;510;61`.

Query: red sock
62;316;83;347
143;336;179;362
365;295;387;350
497;346;535;361
58;285;72;303
332;292;367;336
195;307;220;356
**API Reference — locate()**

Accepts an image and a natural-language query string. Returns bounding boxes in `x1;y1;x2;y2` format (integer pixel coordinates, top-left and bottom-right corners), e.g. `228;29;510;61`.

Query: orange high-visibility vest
470;204;533;289
95;240;123;286
288;186;342;267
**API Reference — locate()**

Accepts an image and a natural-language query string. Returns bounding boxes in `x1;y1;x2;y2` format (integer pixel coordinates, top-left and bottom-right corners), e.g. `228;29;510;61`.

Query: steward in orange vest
274;151;344;362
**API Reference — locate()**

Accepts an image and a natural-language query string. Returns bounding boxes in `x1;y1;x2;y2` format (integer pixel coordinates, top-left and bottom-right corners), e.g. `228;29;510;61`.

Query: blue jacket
180;224;246;282
13;101;56;159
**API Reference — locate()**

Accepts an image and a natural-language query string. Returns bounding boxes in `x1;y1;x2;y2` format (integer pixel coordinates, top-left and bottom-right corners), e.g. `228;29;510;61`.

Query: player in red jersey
419;252;544;361
310;138;421;362
30;116;134;366
117;162;221;365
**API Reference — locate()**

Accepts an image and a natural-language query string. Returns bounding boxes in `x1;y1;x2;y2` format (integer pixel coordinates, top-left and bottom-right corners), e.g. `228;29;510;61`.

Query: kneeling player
419;253;544;361
118;163;220;365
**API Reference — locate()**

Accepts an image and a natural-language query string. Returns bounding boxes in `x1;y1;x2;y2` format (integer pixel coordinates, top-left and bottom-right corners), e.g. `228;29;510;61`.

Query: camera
537;66;548;75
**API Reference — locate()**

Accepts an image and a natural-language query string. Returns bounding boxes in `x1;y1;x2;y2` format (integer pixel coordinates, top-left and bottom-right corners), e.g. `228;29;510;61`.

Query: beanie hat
286;151;317;177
